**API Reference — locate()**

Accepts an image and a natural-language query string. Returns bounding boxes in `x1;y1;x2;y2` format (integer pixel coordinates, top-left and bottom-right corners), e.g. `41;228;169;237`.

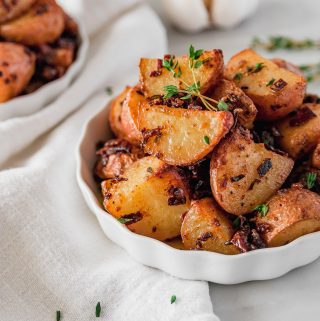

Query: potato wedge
140;50;224;97
0;0;36;23
108;87;131;139
210;127;294;215
181;198;239;254
120;86;145;144
255;188;320;247
0;42;35;102
0;0;65;45
137;104;234;166
103;156;190;241
312;141;320;169
275;103;320;159
209;79;257;128
225;49;306;121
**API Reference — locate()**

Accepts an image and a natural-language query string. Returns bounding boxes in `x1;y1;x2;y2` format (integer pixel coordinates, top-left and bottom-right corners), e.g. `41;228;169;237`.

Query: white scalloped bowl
76;101;320;284
0;17;88;122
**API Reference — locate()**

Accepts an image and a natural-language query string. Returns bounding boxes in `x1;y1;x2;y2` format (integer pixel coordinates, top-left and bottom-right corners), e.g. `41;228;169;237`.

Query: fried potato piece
0;42;35;102
271;58;303;76
312;141;320;169
103;156;190;241
121;86;145;144
225;49;306;121
181;198;239;254
108;87;131;139
276;103;320;159
255;187;320;247
209;79;257;128
210;127;294;215
0;0;65;45
0;0;36;23
140;50;224;97
137;104;234;166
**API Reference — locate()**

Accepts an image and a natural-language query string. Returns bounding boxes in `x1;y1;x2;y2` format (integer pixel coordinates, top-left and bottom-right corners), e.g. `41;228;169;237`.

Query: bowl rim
76;99;320;283
0;14;89;120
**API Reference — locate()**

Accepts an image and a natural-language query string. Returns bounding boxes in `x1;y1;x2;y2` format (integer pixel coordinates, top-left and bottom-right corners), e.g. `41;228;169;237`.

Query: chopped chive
171;295;177;304
254;204;269;217
96;302;101;317
56;311;61;321
306;172;317;189
266;78;275;86
233;72;243;81
203;136;210;145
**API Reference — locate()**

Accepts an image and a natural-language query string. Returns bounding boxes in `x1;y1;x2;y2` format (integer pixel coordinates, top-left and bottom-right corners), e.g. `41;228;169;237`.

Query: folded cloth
0;1;220;320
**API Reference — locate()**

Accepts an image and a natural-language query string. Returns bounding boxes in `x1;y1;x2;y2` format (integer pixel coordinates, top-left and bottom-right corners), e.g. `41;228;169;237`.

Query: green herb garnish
306;172;317;189
254;204;269;217
96;302;101;317
232;216;241;229
56;311;61;321
117;217;134;224
105;87;113;95
266;78;275;86
170;295;177;304
203;136;210;144
233;72;243;81
162;45;229;112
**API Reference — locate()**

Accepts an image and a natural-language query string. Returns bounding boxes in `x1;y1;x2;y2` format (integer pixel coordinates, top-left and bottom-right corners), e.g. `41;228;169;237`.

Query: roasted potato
255;187;320;247
120;86;145;144
209;79;257;128
140;50;224;97
225;49;306;121
181;197;239;254
137;104;234;166
108;87;131;139
0;0;65;45
0;0;36;23
312;141;320;169
210;127;294;215
103;156;190;241
0;42;35;102
271;58;303;76
275;103;320;159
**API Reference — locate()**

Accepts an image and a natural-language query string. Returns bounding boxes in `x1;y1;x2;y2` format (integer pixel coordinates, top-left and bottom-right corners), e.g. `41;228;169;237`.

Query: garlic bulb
162;0;260;33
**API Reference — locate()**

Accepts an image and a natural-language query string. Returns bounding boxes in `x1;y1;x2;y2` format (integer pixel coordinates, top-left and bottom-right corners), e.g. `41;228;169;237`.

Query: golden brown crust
225;49;306;121
312;141;320;169
0;42;35;102
276;103;320;159
255;188;320;247
0;0;65;45
210;127;294;215
181;197;240;254
0;0;36;23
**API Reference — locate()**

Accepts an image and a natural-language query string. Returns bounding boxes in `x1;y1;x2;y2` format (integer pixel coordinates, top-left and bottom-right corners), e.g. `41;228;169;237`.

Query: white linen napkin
0;1;220;320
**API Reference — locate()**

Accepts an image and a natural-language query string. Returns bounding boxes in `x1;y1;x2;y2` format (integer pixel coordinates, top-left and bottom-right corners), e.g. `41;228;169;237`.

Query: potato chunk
120;86;145;144
137;104;234;166
181;198;239;254
0;43;35;102
225;49;306;121
255;188;320;247
140;50;224;97
0;0;65;45
103;156;190;241
108;87;131;139
210;127;294;215
209;79;257;128
0;0;36;23
312;141;320;169
276;103;320;159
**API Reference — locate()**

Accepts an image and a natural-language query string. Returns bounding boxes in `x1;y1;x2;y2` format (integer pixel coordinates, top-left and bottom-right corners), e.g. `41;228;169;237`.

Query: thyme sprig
299;63;320;82
163;45;229;111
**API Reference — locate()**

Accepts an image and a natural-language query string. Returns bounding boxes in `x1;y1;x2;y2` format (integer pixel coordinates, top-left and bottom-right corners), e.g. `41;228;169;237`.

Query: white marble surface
146;0;320;320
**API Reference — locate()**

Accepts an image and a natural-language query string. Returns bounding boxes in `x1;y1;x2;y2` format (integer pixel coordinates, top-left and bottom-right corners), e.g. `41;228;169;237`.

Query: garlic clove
210;0;260;29
162;0;210;33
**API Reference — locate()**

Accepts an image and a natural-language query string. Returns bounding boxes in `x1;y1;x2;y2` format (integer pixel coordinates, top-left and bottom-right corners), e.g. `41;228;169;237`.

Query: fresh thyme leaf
189;45;195;58
118;217;134;224
234;72;243;81
105;87;113;95
174;66;182;78
181;94;192;100
194;49;204;60
254;204;269;217
306;172;317;189
163;85;179;98
217;100;229;111
96;302;101;317
171;295;177;304
266;78;275;86
194;60;203;68
203;136;210;144
56;311;61;321
254;62;264;73
187;81;201;93
306;74;314;82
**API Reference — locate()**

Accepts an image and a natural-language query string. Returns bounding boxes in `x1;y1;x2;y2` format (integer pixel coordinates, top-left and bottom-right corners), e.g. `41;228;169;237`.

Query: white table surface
146;0;320;320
